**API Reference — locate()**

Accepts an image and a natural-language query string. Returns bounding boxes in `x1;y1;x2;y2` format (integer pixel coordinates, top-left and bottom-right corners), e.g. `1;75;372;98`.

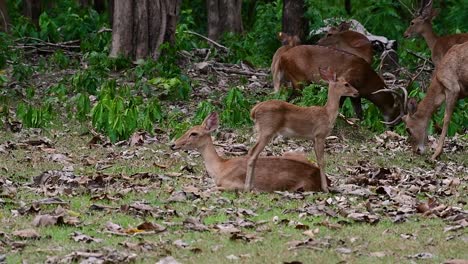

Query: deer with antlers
402;42;467;160
404;0;468;65
245;67;359;192
170;112;327;192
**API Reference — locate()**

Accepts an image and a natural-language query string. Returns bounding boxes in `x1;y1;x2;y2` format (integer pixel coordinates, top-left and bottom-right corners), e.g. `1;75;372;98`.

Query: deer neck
198;137;224;181
414;80;445;125
420;23;438;51
324;91;342;127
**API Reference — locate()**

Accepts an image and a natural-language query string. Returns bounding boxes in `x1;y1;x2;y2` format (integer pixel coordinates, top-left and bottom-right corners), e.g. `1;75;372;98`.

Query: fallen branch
184;30;229;52
211;66;268;77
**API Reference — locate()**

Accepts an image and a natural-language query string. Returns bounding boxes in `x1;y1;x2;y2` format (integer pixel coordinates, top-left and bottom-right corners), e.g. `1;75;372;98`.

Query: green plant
298;84;328;107
193;101;217;124
148;76;191;100
76;93;91;121
16;102;53;128
221;87;251;127
12;62;34;82
71;69;103;94
49;50;71;69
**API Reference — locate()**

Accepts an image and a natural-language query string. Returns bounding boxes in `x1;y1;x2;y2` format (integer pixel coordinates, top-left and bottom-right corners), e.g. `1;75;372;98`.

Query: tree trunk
0;0;10;32
345;0;352;15
282;0;306;41
93;0;106;13
110;0;181;61
23;0;42;27
207;0;243;40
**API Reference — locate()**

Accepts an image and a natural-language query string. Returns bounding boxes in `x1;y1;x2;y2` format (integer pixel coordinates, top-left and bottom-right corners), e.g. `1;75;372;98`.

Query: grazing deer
170;112;327;192
404;0;468;65
271;32;301;93
274;44;403;123
246;68;359;192
402;42;467;160
318;21;373;64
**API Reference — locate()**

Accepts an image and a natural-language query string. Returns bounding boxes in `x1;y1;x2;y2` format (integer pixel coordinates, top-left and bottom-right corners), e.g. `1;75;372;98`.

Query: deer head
277;32;301;46
319;67;359;97
402;98;428;154
404;0;439;38
170;112;219;151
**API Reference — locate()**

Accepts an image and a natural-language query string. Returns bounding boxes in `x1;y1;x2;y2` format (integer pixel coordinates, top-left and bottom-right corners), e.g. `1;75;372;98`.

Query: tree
0;0;10;32
109;0;182;61
207;0;243;40
282;0;306;41
23;0;42;27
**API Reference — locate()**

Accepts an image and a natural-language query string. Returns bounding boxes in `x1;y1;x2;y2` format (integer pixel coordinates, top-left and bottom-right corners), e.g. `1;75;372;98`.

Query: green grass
1;121;467;263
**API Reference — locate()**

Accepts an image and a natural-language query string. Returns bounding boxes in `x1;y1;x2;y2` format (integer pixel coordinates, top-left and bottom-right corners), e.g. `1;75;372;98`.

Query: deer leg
431;92;457;160
246;134;273;191
273;66;282;93
313;137;329;193
350;97;363;120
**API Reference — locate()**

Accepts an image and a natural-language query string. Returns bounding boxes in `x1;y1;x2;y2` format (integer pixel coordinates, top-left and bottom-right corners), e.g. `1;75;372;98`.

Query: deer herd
172;0;467;193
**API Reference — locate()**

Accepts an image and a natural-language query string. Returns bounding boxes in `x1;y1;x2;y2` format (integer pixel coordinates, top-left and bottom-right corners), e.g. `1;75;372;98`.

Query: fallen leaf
12;229;40;239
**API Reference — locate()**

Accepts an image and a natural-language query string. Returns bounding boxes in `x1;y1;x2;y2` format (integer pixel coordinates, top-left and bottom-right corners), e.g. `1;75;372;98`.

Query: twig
396;0;415;16
406;59;428;89
0;8;7;32
212;66;268;77
184;30;229;52
405;49;433;66
97;27;112;34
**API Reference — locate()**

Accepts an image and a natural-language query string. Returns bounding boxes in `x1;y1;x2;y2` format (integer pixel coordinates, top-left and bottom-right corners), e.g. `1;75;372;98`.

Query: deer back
318;30;373;64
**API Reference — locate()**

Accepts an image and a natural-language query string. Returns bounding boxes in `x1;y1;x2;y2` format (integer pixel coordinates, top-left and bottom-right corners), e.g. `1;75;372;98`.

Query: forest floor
0;53;467;263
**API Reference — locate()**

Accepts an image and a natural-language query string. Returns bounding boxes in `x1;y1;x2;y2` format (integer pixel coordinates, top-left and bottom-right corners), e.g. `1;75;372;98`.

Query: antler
372;85;408;125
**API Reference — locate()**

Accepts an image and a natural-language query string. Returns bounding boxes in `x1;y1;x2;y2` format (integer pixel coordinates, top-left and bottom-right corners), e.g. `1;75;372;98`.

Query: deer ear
407;98;418;115
202;112;219;132
319;67;336;82
338;21;351;31
430;8;439;20
292;36;301;46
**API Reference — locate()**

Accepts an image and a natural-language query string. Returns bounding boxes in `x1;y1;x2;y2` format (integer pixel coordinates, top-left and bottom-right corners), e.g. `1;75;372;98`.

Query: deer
273;44;403;124
170;112;328;192
404;0;468;66
271;32;301;93
317;21;374;64
402;41;467;160
245;67;359;192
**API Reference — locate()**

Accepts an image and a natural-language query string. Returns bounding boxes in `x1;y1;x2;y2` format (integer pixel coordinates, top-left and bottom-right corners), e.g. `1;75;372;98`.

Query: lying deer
404;0;468;65
274;44;403;124
170;112;327;192
246;68;359;192
271;32;301;92
317;21;373;64
402;42;467;160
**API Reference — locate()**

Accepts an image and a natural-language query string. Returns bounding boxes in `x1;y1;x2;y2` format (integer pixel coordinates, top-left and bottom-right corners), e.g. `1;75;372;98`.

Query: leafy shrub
17;102;53;128
193;101;217;124
148;76;191;101
12;63;34;82
221;87;251;127
71;69;103;94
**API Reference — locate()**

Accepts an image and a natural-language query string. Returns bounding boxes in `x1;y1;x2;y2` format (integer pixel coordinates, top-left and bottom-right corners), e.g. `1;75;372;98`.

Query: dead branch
184;30;229;52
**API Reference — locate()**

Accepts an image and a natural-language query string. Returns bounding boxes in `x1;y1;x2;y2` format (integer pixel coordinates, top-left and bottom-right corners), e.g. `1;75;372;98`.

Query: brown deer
318;21;373;64
170;112;327;192
271;32;301;93
274;44;403;123
245;68;359;192
404;0;468;66
402;42;467;160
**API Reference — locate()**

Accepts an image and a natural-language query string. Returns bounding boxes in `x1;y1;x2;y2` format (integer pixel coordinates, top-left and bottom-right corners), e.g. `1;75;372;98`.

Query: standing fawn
402;42;467;160
170;112;327;192
246;68;359;192
404;0;468;66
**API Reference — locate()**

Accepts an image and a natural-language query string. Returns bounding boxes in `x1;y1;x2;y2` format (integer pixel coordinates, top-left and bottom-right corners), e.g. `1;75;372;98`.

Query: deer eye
410;22;414;25
344;83;350;87
189;132;199;137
